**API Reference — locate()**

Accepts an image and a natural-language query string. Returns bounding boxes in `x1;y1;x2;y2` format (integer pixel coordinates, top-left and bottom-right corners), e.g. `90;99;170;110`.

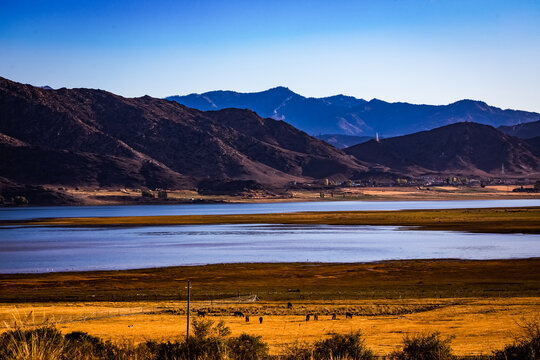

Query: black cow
287;302;293;309
197;310;206;317
345;312;353;319
233;311;244;317
259;316;263;324
332;313;337;320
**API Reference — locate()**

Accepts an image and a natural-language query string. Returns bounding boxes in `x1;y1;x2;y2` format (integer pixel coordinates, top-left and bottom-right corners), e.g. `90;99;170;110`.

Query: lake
1;224;539;273
1;199;539;220
1;199;539;274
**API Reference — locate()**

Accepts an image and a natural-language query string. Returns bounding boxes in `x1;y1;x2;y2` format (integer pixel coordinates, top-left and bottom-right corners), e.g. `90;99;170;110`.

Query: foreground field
2;260;539;356
2;298;539;357
4;207;540;234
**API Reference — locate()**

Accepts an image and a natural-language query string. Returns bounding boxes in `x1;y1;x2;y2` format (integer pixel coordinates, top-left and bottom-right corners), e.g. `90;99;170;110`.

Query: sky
1;0;540;112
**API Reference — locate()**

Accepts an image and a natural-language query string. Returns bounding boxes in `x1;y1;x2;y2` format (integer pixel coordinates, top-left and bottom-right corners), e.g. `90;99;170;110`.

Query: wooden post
186;280;191;341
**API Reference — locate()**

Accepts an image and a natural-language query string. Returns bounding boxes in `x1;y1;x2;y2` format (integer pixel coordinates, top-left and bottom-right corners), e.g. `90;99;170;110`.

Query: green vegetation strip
3;207;540;233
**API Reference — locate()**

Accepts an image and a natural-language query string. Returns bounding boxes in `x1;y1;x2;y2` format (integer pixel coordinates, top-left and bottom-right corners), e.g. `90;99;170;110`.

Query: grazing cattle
306;314;311;321
314;314;319;321
245;315;250;322
345;312;353;319
197;310;206;317
233;311;244;317
287;302;293;309
332;313;337;320
259;316;263;324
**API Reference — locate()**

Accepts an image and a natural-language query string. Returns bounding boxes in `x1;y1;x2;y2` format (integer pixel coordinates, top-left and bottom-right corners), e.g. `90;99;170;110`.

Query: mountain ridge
0;77;367;193
344;122;540;177
167;89;540;138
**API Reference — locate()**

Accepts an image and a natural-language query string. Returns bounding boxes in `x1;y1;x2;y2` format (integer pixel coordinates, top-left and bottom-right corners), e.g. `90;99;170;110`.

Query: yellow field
2;298;539;357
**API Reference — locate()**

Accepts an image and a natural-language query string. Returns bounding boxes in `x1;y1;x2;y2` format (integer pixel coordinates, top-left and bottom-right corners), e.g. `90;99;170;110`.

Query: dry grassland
1;298;539;356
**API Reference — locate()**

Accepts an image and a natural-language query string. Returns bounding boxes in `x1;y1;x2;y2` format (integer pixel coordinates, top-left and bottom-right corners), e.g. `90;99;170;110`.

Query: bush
283;342;313;360
64;331;118;359
389;332;454;360
313;332;374;360
493;320;540;360
12;195;29;205
141;190;155;198
158;190;168;199
227;334;269;360
0;326;64;360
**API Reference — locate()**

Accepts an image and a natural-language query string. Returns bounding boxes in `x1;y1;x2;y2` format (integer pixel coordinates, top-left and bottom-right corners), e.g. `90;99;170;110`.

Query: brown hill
344;122;540;177
0;77;366;192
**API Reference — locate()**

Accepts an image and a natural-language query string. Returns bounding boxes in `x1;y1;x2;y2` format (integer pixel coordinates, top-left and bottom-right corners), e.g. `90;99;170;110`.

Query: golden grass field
2;298;539;356
1;260;540;356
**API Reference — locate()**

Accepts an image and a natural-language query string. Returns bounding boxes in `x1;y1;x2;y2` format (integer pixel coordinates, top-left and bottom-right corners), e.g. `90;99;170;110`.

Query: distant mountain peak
167;87;540;138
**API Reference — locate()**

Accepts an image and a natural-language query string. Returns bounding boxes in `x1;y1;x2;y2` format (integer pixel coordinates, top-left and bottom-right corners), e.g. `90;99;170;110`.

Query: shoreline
2;185;538;207
4;207;540;234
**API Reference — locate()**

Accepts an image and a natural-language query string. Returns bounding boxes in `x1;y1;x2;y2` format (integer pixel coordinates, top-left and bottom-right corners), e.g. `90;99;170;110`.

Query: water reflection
1;224;538;273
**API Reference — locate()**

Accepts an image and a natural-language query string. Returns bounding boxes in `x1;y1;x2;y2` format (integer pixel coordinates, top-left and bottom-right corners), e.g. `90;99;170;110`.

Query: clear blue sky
1;0;539;111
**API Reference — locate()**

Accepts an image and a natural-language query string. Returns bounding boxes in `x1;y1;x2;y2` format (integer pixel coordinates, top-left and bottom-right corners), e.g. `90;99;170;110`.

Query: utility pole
186;280;191;342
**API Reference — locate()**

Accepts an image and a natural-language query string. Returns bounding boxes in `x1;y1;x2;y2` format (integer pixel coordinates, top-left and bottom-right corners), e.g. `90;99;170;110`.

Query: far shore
3;207;540;234
2;184;538;207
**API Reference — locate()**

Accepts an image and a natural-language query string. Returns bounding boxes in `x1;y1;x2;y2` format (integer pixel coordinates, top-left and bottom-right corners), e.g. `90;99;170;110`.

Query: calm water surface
1;224;539;273
1;199;539;220
1;200;539;274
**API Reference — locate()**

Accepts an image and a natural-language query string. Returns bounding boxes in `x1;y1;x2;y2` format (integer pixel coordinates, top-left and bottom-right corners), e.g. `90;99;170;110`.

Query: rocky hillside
345;123;540;177
0;77;367;193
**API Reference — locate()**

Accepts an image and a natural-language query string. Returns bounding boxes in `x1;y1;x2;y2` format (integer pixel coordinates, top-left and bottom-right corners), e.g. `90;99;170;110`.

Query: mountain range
0;77;539;205
0;77;366;193
167;87;540;138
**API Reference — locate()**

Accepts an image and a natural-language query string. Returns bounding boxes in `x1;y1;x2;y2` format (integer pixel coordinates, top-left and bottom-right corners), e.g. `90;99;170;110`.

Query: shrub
64;331;118;359
158;190;168;199
283;342;313;360
313;332;374;360
228;334;269;360
389;332;454;360
141;190;155;198
12;195;29;205
492;320;540;360
0;326;64;360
